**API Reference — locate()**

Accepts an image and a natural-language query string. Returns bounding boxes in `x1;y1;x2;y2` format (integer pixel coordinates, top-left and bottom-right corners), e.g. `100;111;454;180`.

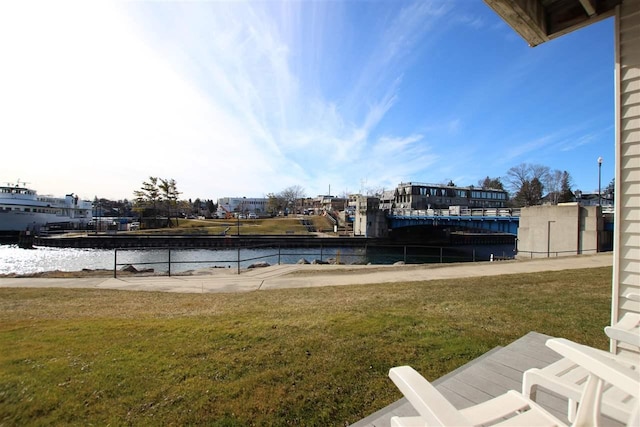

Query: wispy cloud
455;14;486;30
124;1;441;195
0;0;613;199
502;134;558;162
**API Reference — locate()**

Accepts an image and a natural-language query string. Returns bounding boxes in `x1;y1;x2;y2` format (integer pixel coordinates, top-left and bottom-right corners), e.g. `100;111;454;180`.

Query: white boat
0;181;93;237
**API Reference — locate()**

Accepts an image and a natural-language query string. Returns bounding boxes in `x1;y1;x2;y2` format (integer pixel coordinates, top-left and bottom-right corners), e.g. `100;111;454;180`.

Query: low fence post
237;246;240;275
168;248;172;277
278;246;281;265
113;248;117;278
472;249;476;262
403;246;407;263
440;247;443;263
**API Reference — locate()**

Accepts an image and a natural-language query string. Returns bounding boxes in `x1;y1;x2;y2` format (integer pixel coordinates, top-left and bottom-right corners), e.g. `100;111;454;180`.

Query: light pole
597;157;603;206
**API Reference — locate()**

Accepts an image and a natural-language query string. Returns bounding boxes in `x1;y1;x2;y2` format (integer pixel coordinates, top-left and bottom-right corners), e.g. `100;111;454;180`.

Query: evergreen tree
133;177;180;228
133;177;160;225
529;177;543;205
266;193;285;216
479;176;505;190
558;171;574;203
514;177;543;207
206;199;216;216
159;178;181;227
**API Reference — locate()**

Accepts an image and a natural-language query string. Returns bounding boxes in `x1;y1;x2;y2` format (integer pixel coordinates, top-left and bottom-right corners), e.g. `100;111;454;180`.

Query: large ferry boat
0;181;93;238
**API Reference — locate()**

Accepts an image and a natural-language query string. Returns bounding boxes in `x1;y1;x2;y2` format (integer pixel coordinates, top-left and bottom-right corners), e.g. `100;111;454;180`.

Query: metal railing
515;248;600;258
112;244;507;278
389;208;521;217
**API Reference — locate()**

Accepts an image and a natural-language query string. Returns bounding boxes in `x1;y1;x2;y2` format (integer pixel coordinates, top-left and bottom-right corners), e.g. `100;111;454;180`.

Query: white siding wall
612;0;640;355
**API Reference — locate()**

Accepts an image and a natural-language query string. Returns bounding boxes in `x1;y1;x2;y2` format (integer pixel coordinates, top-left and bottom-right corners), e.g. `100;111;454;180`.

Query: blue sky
0;1;615;201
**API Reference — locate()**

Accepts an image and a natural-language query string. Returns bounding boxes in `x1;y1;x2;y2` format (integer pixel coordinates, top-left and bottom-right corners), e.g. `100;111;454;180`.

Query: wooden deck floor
351;331;597;427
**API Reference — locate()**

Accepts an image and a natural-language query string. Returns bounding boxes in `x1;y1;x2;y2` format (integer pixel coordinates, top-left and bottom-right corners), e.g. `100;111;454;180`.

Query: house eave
484;0;620;46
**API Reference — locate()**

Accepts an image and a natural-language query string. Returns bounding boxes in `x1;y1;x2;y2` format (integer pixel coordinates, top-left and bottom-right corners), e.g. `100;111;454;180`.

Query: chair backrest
547;338;640;426
388;365;470;426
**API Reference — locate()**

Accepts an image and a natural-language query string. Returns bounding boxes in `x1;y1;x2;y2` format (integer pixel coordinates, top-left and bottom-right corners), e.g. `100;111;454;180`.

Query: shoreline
0;253;613;294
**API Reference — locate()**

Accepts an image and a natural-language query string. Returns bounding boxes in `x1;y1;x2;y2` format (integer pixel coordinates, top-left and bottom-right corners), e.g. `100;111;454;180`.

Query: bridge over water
387;208;521;235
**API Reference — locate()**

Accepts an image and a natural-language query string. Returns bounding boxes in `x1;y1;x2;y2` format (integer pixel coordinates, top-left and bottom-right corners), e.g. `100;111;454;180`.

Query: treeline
94;177;216;227
131;177;219;226
265;185;306;215
505;164;573;207
477;163;614;208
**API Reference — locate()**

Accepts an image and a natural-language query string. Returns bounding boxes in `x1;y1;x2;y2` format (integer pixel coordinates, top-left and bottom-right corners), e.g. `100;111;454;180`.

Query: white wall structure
216;197;268;217
354;196;387;238
612;0;640;356
516;205;603;258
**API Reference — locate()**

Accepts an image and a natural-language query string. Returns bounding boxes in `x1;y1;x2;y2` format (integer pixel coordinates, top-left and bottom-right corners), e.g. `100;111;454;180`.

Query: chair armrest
389;366;468;426
546;338;640;397
605;312;640;348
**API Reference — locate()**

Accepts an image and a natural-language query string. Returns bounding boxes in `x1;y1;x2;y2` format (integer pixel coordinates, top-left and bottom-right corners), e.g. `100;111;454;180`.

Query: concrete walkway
0;253;613;293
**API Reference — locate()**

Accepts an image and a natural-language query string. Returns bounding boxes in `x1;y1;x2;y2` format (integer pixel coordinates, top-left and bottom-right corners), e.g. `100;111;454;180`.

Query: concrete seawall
34;234;373;249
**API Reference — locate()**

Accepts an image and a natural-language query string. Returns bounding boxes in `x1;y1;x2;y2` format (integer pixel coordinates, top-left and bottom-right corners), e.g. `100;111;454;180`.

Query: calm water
0;244;515;275
0;245;367;275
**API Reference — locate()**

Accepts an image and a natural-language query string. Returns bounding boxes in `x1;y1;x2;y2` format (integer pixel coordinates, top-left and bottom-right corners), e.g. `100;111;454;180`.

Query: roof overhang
484;0;621;46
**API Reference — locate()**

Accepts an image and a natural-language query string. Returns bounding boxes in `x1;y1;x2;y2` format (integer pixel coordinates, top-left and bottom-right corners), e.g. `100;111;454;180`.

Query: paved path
0;253;612;293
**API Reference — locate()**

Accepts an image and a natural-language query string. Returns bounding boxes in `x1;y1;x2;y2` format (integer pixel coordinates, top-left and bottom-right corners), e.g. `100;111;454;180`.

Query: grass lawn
131;216;336;236
0;267;612;426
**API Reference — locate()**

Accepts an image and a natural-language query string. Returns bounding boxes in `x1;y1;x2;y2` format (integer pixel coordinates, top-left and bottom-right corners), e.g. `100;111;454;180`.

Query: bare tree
279;185;306;214
505;163;550;207
544;170;563;205
505;163;549;194
365;187;385;197
505;163;530;195
530;164;551;183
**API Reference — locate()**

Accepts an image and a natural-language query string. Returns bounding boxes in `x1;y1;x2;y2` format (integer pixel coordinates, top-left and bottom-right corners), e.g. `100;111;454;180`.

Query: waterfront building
392;182;508;210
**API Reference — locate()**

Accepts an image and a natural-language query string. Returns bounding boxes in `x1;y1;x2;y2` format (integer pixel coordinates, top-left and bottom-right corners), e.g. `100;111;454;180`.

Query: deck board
438;376;495;406
480;358;524;382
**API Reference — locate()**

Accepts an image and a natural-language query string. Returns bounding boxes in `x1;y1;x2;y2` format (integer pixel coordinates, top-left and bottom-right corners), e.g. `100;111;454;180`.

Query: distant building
353;195;387;237
392;182;508;210
574;190;614;207
216;197;268;218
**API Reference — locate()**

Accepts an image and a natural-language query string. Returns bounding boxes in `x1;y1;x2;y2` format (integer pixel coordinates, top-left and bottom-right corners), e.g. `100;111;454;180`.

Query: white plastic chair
389;338;640;427
522;344;637;423
523;297;639;423
389;366;565;427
